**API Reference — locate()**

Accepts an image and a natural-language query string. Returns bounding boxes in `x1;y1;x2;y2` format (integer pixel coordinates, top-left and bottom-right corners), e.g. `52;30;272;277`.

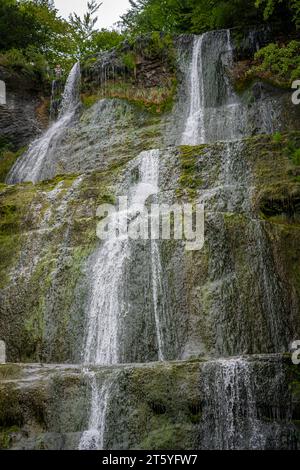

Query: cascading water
6;62;81;184
0;25;295;450
80;150;167;449
201;358;266;449
79;370;119;450
179;30;291;448
83;149;166;365
200;357;294;450
179;30;278;145
181;35;205;145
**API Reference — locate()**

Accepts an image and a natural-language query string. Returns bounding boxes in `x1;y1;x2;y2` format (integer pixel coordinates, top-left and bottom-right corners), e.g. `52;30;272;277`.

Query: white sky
54;0;131;30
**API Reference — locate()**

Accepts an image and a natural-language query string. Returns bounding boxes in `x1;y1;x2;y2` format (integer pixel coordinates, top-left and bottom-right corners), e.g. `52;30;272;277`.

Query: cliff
0;30;299;450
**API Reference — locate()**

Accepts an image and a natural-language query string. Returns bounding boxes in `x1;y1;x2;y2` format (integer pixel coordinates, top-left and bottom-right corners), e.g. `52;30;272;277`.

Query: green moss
0;147;27;183
37;173;79;190
0;160;131;362
83;76;177;115
289;363;300;399
273;132;283;144
139;423;190;450
249;132;300;223
0;385;24;429
292;149;300;166
81;94;99;109
177;146;206;200
256;183;300;222
0;365;22;380
0;181;52;288
178;174;203;189
0;201;22;288
0;426;20;449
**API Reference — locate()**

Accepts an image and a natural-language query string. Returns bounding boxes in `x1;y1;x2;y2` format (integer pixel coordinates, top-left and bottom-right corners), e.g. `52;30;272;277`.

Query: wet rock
0;66;49;150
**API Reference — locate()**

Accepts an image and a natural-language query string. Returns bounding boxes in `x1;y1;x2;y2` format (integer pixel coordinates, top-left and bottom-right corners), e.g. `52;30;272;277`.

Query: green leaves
120;0;299;35
249;40;300;86
0;1;123;77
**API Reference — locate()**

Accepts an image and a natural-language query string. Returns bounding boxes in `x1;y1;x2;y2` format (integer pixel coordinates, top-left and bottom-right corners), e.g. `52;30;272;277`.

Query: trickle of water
141;151;166;361
83;149;165;365
79;370;118;450
49;80;58;121
201;358;267;450
6;62;81;184
151;239;165;361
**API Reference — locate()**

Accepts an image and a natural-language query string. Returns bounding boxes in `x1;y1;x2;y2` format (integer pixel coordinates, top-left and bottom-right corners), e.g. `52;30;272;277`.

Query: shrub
122;52;137;71
0;47;49;81
248;40;300;87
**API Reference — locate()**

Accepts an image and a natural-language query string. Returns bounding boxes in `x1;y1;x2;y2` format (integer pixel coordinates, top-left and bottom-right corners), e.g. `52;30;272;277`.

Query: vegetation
248;40;300;87
284;136;300;166
177;146;205;200
120;0;298;35
1;1;299;86
0;1;124;78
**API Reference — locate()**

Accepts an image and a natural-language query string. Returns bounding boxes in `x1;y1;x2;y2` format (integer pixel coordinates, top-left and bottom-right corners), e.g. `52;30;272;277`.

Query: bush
248;40;300;87
122;52;137;71
0;47;49;80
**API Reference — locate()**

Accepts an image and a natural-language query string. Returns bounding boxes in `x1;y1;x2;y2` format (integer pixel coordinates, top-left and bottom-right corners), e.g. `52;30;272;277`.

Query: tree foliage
0;0;299;81
120;0;298;35
69;1;102;57
0;0;124;76
248;40;300;86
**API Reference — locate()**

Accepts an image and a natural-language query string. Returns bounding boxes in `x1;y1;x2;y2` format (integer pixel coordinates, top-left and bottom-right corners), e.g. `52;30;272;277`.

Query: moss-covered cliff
0;29;300;450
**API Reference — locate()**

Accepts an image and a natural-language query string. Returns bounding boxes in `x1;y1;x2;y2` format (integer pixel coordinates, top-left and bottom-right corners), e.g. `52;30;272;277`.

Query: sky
54;0;131;30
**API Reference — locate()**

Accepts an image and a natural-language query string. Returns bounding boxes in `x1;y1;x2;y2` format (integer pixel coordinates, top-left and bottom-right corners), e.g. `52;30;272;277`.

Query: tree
0;0;45;51
69;1;103;57
90;29;124;52
120;0;298;35
255;0;300;27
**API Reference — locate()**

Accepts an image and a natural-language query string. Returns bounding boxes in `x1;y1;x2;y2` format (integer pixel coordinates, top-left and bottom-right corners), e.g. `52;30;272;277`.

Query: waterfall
179;30;278;145
79;370;118;450
6;62;81;184
200;357;293;449
181;34;205;145
81;150;166;450
49;80;57;121
181;31;237;145
83;149;165;365
201;358;267;450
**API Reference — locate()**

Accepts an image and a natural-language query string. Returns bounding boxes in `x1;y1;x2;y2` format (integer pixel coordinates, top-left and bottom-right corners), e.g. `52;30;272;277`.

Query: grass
0;147;27;183
82;77;177;114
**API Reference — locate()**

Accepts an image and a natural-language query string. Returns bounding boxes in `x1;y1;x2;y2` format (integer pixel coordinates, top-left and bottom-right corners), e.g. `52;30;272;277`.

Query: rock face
0;66;49;150
0;341;5;363
0;30;299;449
0;356;299;450
0;133;299;364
